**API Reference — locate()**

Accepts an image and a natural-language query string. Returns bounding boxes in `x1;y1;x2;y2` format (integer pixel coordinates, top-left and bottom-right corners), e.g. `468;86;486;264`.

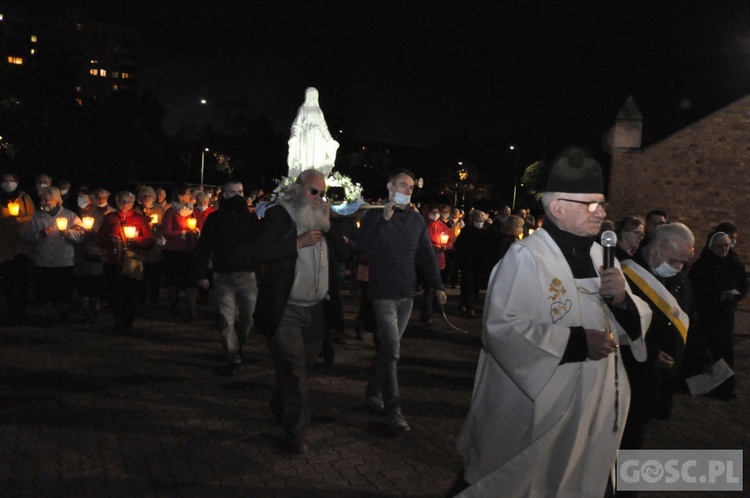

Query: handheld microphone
600;230;617;302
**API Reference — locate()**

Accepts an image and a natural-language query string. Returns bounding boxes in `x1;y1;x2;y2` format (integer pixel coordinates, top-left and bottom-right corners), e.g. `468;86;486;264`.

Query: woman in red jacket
161;184;200;320
95;191;155;332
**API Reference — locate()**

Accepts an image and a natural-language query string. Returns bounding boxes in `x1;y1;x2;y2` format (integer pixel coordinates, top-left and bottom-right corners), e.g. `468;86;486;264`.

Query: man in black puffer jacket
195;181;260;375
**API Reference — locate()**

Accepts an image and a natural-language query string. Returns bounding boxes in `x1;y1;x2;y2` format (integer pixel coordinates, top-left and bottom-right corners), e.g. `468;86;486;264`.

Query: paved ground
1;282;747;497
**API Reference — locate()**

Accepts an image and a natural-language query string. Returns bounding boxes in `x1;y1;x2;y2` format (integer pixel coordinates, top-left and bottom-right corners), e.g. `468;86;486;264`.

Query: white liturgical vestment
456;228;651;498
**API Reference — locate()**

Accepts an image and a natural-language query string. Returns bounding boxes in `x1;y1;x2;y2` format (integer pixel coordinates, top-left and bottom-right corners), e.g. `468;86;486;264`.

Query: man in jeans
357;169;447;434
195;181;260;376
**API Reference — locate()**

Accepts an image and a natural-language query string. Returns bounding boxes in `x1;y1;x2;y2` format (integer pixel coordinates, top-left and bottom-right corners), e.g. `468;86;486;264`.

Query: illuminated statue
287;87;339;179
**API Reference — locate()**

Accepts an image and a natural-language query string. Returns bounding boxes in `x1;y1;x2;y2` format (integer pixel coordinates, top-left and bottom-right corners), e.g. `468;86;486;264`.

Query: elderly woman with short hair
96;191;155;331
23;186;85;322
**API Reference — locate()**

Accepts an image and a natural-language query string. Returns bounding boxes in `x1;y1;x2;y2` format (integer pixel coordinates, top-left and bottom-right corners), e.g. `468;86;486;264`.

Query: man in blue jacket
357;168;447;434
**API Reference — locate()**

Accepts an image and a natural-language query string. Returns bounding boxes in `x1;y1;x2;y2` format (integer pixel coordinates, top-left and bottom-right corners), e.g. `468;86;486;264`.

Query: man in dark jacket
253;169;343;455
195;181;260;376
356;168;446;435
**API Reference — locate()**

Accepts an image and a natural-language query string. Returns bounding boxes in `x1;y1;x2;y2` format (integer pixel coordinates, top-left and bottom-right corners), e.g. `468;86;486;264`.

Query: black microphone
600;230;617;302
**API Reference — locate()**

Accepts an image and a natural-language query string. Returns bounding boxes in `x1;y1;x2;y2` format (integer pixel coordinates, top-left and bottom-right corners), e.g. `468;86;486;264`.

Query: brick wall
608;95;750;262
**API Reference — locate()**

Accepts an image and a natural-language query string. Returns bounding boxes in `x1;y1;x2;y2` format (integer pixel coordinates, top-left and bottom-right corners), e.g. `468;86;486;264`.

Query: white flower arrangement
273;171;363;204
326;171;363;203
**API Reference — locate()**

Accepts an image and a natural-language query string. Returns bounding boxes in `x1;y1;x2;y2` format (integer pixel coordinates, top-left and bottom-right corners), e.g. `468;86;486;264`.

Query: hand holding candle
186;217;197;230
7;201;20;216
56;217;68;231
82;216;95;230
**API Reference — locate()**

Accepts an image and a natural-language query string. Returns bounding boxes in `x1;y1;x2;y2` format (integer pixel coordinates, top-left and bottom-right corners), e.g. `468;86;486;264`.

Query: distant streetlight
200;99;207;105
200;148;209;185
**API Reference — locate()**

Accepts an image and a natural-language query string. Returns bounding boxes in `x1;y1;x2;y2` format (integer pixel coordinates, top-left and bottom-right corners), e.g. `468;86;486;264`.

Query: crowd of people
1;157;746;490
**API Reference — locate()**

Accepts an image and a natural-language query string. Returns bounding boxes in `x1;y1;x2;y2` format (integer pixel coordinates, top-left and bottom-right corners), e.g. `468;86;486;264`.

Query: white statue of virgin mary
287;87;339;179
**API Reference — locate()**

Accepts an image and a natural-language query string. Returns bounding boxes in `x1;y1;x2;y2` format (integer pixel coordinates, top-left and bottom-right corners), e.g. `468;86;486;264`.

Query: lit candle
82;216;95;230
150;213;159;225
123;226;137;239
7;201;20;216
528;228;535;236
439;233;450;245
186;217;197;230
56;217;68;231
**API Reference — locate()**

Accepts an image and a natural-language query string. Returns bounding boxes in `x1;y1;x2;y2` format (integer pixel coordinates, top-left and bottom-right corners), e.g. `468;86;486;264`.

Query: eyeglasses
308;187;326;198
627;230;645;239
558;198;608;213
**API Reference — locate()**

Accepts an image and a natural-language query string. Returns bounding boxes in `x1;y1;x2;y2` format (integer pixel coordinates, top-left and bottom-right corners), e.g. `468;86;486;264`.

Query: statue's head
304;87;320;106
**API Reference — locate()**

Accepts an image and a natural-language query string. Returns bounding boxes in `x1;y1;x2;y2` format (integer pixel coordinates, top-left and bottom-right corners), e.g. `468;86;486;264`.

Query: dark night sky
79;0;749;162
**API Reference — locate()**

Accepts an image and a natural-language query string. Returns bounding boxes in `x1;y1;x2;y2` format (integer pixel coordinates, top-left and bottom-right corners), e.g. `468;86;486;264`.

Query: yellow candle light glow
439;233;450;245
528;228;535;236
7;201;20;216
82;216;95;230
150;213;159;224
123;226;137;239
56;217;68;231
186;217;197;230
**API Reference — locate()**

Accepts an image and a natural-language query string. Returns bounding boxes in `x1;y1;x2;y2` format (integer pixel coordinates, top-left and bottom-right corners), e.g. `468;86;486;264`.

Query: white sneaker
387;407;411;434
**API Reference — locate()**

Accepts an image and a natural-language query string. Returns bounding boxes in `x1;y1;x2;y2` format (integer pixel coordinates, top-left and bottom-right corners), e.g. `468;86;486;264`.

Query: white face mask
428;213;440;221
2;181;17;192
392;192;411;206
77;197;89;209
60;189;69;195
653;248;682;277
474;221;484;229
653;261;681;278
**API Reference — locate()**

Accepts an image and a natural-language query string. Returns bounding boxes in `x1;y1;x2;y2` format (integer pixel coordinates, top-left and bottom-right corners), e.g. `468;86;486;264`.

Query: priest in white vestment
451;147;652;498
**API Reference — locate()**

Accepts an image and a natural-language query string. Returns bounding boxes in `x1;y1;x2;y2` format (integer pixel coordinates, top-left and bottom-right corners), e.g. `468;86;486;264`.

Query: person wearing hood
23;186;85;322
0;172;36;322
195;181;260;376
162;184;200;320
689;228;749;400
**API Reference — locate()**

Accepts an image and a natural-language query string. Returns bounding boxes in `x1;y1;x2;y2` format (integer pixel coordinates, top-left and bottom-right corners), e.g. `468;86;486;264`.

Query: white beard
279;194;331;234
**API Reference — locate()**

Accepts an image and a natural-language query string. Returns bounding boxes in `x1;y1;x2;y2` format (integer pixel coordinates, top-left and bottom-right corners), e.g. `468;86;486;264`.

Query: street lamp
200;148;209;186
510;145;519;210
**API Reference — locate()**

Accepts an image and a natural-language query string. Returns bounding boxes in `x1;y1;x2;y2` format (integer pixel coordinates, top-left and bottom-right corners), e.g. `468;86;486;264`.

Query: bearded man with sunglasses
450;148;651;497
253;168;343;455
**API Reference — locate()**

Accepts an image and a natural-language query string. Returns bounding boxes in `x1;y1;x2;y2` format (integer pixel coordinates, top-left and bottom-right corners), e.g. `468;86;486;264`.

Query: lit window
90;68;98;76
113;84;119;91
112;71;119;78
121;72;130;79
8;56;23;65
30;48;36;55
100;69;107;77
90;59;98;64
31;35;37;43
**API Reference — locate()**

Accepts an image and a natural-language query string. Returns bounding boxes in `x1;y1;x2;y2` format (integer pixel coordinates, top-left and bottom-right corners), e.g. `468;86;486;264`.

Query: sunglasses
308;187;326;198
